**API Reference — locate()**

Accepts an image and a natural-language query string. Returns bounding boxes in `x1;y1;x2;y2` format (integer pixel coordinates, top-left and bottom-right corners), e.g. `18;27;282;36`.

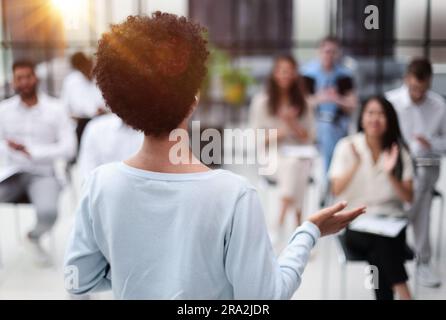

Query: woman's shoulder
249;91;271;125
332;133;366;158
253;89;268;99
208;169;257;195
336;133;360;148
251;90;269;107
82;162;124;188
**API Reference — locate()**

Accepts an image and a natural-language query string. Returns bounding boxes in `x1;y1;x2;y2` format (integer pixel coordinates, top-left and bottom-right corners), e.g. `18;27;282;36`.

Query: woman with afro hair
64;12;365;299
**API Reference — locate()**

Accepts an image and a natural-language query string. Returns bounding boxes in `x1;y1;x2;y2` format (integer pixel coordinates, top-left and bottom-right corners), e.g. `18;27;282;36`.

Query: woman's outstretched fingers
308;201;347;234
308;204;366;236
320;201;348;217
337;206;367;224
332;207;366;233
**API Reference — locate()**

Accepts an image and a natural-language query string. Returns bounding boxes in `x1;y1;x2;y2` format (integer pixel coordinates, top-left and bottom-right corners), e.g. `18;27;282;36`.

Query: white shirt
78;113;143;181
0;93;77;176
61;70;105;118
64;163;320;299
386;85;446;158
329;133;413;217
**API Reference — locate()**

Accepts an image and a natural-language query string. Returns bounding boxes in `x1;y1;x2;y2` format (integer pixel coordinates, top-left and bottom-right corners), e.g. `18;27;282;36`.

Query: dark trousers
75;117;92;151
345;228;409;300
69;117;92;164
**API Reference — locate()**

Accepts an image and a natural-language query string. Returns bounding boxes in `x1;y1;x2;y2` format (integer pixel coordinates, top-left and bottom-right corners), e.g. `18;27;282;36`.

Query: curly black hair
94;12;209;136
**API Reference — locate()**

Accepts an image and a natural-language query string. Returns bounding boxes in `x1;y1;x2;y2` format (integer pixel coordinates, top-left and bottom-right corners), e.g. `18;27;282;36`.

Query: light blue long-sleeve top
64;162;320;299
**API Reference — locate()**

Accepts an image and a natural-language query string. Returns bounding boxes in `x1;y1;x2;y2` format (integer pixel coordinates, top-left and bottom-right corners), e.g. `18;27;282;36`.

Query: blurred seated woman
250;55;315;238
329;96;414;300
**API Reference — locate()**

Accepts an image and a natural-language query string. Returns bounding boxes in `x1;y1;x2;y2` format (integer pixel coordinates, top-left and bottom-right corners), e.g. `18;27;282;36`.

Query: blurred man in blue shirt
302;37;358;178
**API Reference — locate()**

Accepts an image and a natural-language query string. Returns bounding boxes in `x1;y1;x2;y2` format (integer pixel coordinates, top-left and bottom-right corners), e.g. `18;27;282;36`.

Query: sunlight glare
51;0;88;30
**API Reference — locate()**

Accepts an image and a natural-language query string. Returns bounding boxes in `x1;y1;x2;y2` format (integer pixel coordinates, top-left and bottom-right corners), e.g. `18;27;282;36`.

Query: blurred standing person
302;37;358;202
386;58;446;287
0;61;76;266
330;96;414;300
78;113;143;182
61;52;106;156
250;55;316;239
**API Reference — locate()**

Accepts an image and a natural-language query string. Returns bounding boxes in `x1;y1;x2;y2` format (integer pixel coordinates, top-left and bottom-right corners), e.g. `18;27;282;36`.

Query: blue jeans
317;120;348;175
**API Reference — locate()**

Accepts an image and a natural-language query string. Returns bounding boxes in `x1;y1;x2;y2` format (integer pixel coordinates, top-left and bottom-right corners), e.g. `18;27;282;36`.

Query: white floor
0;158;445;300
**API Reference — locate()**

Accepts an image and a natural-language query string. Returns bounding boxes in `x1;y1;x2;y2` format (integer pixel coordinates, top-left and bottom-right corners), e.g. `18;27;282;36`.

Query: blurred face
361;99;387;139
273;59;297;91
13;66;38;98
319;41;339;70
405;74;430;104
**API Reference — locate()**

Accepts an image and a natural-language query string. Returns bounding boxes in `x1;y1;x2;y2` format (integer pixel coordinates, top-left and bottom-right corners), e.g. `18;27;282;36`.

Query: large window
337;0;395;57
189;0;293;55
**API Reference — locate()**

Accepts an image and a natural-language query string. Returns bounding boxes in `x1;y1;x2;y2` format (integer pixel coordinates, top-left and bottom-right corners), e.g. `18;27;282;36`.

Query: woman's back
67;162;259;299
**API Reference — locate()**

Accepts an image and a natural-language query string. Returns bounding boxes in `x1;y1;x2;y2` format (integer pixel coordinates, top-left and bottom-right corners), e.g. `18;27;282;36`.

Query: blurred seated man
386;58;446;287
78;112;143;181
61;52;106;156
0;60;76;266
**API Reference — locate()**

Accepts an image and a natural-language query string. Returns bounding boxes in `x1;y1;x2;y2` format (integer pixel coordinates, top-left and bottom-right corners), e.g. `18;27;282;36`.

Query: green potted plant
220;64;253;106
202;46;254;107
